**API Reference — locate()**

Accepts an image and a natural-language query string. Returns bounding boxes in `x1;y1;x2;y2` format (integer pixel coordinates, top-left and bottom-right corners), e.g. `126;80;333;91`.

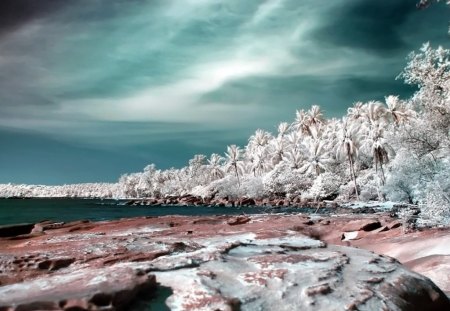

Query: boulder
227;216;251;226
240;198;256;206
342;218;381;232
0;266;156;311
0;223;34;237
153;235;450;311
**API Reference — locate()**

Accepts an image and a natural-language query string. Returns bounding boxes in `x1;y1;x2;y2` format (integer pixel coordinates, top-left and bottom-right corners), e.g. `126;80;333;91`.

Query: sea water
0;198;270;225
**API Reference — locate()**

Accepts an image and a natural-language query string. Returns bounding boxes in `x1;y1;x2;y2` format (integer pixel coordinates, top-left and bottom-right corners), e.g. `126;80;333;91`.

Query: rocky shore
124;195;360;209
0;212;449;310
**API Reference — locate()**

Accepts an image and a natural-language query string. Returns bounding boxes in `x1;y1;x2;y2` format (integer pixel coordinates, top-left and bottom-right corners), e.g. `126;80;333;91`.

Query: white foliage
208;175;241;199
304;172;342;201
263;163;311;197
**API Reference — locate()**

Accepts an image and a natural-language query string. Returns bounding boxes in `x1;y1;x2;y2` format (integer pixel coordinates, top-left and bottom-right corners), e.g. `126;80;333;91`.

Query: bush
304;172;342;200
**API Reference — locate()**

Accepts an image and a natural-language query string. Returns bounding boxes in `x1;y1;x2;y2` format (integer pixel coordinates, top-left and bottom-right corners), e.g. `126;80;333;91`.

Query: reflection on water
130;285;173;311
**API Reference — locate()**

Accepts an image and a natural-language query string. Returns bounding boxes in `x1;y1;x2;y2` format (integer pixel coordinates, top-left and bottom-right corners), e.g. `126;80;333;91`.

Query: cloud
0;0;448;155
248;0;285;25
310;0;416;54
56;54;285;124
0;0;67;36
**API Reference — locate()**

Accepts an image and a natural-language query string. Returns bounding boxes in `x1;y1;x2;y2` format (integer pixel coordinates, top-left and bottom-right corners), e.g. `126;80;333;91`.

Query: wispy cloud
0;0;447;138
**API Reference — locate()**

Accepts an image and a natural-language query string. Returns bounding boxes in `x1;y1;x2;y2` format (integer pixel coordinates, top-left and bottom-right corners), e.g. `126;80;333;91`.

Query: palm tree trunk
379;161;386;185
347;151;359;200
234;164;241;187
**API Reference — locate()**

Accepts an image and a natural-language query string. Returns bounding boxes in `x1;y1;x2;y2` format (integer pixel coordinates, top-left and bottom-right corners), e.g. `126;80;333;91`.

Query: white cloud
249;0;285;25
57;57;276;123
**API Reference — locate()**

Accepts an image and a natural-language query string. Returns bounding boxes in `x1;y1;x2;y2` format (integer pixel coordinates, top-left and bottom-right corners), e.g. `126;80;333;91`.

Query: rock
0;266;157;311
404;255;450;293
389;221;403;229
179;195;201;205
227;216;251;226
355;228;450;296
192;217;225;225
342;218;381;232
240;198;256;206
37;257;75;271
153;235;449;311
0;223;34;237
342;231;361;241
0;214;448;310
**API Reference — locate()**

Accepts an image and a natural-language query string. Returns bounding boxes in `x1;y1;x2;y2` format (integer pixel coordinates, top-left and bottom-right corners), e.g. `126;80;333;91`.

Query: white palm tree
307;105;325;127
283;149;304;169
269;138;287;166
293;109;311;135
293;105;325;136
251;150;272;176
336;119;361;199
299;138;331;176
364;101;387;126
207;153;224;181
224;145;245;186
277;122;290;140
308;122;324;142
385;95;415;126
322;118;340;150
347;102;365;122
248;129;272;151
361;123;394;184
286;131;302;152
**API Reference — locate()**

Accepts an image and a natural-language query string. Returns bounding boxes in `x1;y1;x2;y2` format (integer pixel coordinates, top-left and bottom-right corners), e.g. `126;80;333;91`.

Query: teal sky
0;0;448;184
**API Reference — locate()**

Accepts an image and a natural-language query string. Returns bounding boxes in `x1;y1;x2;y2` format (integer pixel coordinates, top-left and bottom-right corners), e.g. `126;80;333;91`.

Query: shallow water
0;198;272;225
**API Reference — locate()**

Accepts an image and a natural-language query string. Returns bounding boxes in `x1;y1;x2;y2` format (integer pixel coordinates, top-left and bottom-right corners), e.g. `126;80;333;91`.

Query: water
0;198;272;226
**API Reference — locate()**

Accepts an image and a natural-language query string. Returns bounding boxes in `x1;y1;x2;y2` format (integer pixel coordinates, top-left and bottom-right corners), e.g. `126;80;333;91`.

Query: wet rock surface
0;214;449;310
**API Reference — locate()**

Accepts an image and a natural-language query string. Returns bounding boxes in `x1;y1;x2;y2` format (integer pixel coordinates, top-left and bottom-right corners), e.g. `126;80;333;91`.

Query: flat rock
0;266;156;310
152;236;448;311
0;214;448;310
227;216;251;226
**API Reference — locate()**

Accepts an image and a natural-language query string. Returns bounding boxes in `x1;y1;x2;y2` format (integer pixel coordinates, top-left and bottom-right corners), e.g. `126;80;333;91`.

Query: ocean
0;198;269;225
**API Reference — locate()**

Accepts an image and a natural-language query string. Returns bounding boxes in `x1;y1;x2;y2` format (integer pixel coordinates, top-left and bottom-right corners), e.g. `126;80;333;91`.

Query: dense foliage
114;43;449;225
0;183;119;198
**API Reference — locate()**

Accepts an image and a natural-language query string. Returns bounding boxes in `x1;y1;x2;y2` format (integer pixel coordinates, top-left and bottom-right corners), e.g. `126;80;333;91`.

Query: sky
0;0;448;185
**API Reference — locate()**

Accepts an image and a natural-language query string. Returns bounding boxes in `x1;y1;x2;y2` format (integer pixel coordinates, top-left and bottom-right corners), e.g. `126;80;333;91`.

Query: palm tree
283;149;304;169
207;153;225;181
269;138;286;166
308;122;324;141
250;150;272;176
322;118;340;150
286;131;302;152
307;105;325;126
364;101;387;126
277;122;290;140
293;109;311;135
361;123;394;185
248;129;272;152
385;95;415;126
293;105;325;136
299;138;331;176
224;145;244;186
336;119;361;199
347;102;365;122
